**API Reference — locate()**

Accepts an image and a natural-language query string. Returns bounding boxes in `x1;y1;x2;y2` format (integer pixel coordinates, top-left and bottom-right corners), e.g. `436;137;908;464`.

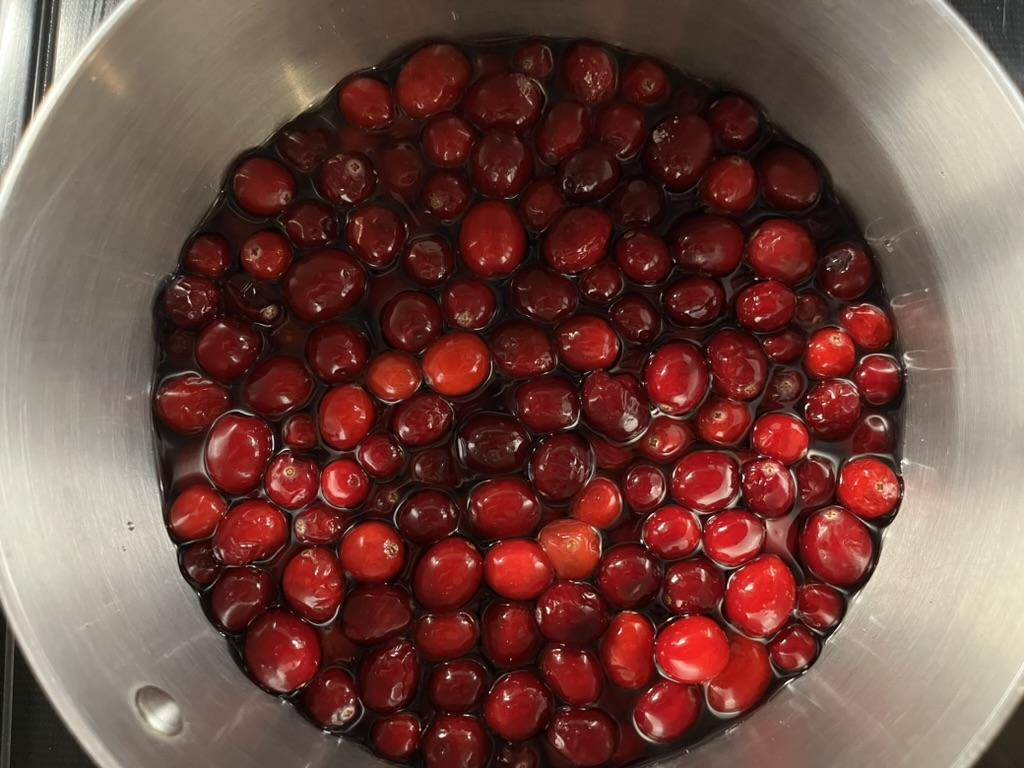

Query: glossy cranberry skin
594;545;661;610
163;275;220;330
280;546;345;624
535;581;610;643
317;151;376;205
467;478;541;540
622;463;667;514
283;249;366;323
303;324;366;385
742;458;796;518
579;372;648;444
537;520;603;581
405;236;456;286
233;157;295;217
735;280;797;332
703;509;766;567
804;379;862;440
707;95;761;150
209;567;274;633
644;115;713;191
370;713;422;761
837;456;901;519
180;541;221;587
293;505;344;545
380;291;442;354
752;412;811;465
423;112;475;166
579;262;625;305
183;232;231;278
706;328;770;401
607;295;658;346
757;145;821;211
422;715;491;768
655;615;730;684
854;354;902;405
534;101;588;166
335;584;413;646
428;659;489;714
484;540;555;600
354;432;403;480
594;102;646;160
484;670;553;741
669;214;743;276
770;623;819;673
204;414;273;495
671;450;740;514
346;204;407;268
507;267;575;325
415;611;480;662
821;242;875;299
421;172;471;222
242;355;314;418
319;384;376;450
339;76;394;129
612;230;669;286
706;633;772;714
800;506;875;587
851;413;895;454
168;484;226;542
517;180;567;234
339;521;406;583
464;73;544;133
644;341;709;415
746;219;816;286
545;708;618;768
359;637;420;713
662;558;725;615
563;42;618;104
392;492;455;547
543;207;613;275
797;583;845;632
796;456;837;507
422;332;492;397
599;611;655;690
280;199;337;247
840;303;893;351
701;156;758;213
410;446;460;487
794;290;830;328
609;178;665;228
443;278;498;331
570;476;623;530
244;610;321;693
392;392;454;447
238;230;292;281
514;377;579;433
460;201;527;278
277;119;332;172
414;537;483;611
724;554;797;637
530;433;594;501
396;43;471;118
365;351;421;403
697;395;753;447
302;666;362;731
537;648;604;714
632;681;701;743
805;327;857;380
661;278;722;330
482;600;542;667
637;417;694;464
560;147;621;203
471;131;534;198
640;505;699;560
319;458;368;509
262;452;319;509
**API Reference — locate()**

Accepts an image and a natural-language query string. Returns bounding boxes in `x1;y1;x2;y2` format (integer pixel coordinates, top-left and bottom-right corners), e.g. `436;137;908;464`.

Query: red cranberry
423;715;491;768
662;557;724;614
663;277;726;327
242;355;314;418
536;580;610;643
707;95;761;150
643;115;713;191
761;327;806;364
724;554;797;637
404;236;456;287
294;505;344;545
422;332;492;397
460;201;527;278
609;178;665;228
484;670;552;741
610;294;661;345
520;178;569;232
821;242;875;299
655;615;729;683
392;392;454;447
443;278;498;330
283;249;365;323
482;600;542;667
281;546;345;623
428;659;489;714
735;280;797;332
560;147;621;203
168;484;226;542
459;416;530;477
623;463;667;513
797;583;845;632
805;327;857;379
706;328;770;401
415;611;480;661
360;637;420;713
747;219;816;285
540;644;603;706
467;478;539;539
366;351;421;403
378;143;424;199
303;324;367;385
154;374;230;435
570;476;623;530
512;268;580;326
277;120;332;172
752;412;810;465
180;541;221;586
233;157;295;217
204;414;273;494
701;156;757;213
590;437;636;472
471;130;535;198
794;291;829;328
281;199;338;246
620;58;668;104
594;102;646;160
530;433;594;501
837;456;901;520
600;610;655;689
703;509;766;567
669;214;743;276
804;379;862;440
371;713;422;761
414;537;483;610
263;452;319;509
706;633;772;714
513;41;554;79
563;43;618;104
239;230;292;281
355;433;405;480
163;275;220;330
396;43;471;118
799;506;875;587
851;413;895;454
484;540;554;600
183;233;231;278
854;354;902;405
319;384;376;450
614;230;671;285
742;458;796;518
644;341;709;415
393;490;455;545
555;315;620;371
670;450;740;514
545;708;619;768
339;76;394;130
381;291;442;353
515;376;580;432
464;73;544;133
637;417;694;463
757;145;821;211
535;101;589;165
421;171;472;222
336;584;414;646
318;151;376;205
595;545;661;609
579;262;625;304
697;395;753;447
244;610;320;693
543;207;613;275
423;112;475;166
633;681;701;743
338;519;405;583
537;520;603;580
320;458;370;509
209;567;274;633
303;666;362;731
770;623;819;673
642;505;701;560
346;204;407;268
839;303;893;351
796;456;836;507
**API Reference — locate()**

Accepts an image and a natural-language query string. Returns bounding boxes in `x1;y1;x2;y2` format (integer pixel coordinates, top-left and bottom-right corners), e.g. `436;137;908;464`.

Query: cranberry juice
152;37;903;768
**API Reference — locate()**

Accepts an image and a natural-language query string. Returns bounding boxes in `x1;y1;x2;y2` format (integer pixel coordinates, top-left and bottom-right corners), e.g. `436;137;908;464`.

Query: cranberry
839;303;893;351
742;458;796;518
183;233;231;278
600;611;655;689
837;456;900;520
303;324;366;385
854;354;902;405
154;374;231;436
465;73;544;133
724;554;797;637
579;262;625;304
370;713;421;761
339;584;414;645
595;545;661;609
346;204;407;268
622;463;667;513
796;456;837;507
294;505;345;545
380;291;442;353
594;102;647;160
757;145;821;211
701;156;757;213
395;43;471;118
238;230;291;281
429;659;489;714
484;540;554;600
317;151;376;206
484;670;552;741
366;351;421;403
355;432;404;480
543;207;613;275
554;316;620;372
535;101;589;165
637;417;694;463
396;489;459;545
466;478;539;539
536;581;610;643
804;327;857;379
540;644;603;705
663;277;726;328
515;376;579;432
703;509;766;567
563;43;617;104
392;392;454;447
590;437;636;472
404;237;455;287
735;280;796;332
797;582;845;632
280;546;345;623
520;178;569;232
770;623;819;673
706;328;770;401
168;484;226;542
414;537;483;610
320;458;369;509
662;557;725;614
410;446;460;486
209;567;274;633
643;114;714;191
851;413;896;454
746;219;816;285
669;214;743;276
644;341;709;415
423;112;476;166
319;384;376;450
560;147;621;202
244;610;320;693
422;715;491;768
471;131;534;198
705;633;772;714
509;266;577;324
799;506;875;587
204;414;273;495
443;278;498;330
670;450;739;513
421;332;492;397
609;178;665;228
537;519;603;580
421;172;471;222
821;242;875;300
303;666;362;731
641;505;701;560
545;708;618;768
281;199;337;247
283;249;365;323
530;433;593;501
751;412;810;465
804;379;862;440
180;541;221;586
337;521;404;583
617;58;666;104
570;476;623;530
482;600;542;667
263;452;319;509
339;76;394;130
242;355;314;418
163;275;220;330
792;289;828;326
513;41;554;79
277;121;332;173
612;230;669;285
378;142;424;198
359;637;420;713
655;615;729;684
415;611;480;661
233;157;295;217
460;201;527;277
759;329;805;366
610;294;661;345
707;95;761;150
696;395;753;447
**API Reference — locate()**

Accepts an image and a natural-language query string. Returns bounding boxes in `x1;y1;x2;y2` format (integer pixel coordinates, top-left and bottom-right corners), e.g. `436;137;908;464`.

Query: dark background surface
0;0;1022;765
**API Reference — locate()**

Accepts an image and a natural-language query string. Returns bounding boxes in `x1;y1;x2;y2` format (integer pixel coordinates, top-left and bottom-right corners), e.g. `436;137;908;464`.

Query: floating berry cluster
153;37;904;768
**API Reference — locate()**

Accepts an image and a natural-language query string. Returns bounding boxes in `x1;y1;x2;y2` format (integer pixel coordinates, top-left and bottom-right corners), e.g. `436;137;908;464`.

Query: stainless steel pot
1;0;1022;766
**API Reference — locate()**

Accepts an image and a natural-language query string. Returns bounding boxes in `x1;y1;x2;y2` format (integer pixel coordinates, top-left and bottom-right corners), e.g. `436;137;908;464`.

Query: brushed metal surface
1;1;1024;767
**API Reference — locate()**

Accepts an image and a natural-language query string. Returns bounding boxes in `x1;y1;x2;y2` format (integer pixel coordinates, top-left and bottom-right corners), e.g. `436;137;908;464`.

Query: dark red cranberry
490;321;557;378
706;328;769;401
742;458;796;518
423;112;476;166
430;659;489;714
393;490;456;545
641;505;700;560
443;278;498;330
662;557;724;614
471;131;535;197
233;157;295;217
633;681;701;743
422;171;472;222
464;73;544;133
263;452;319;509
545;708;618;768
623;463;667;513
613;230;670;285
556;315;620;371
655;615;730;684
703;509;765;567
305;324;368;385
513;41;554;79
621;58;668;104
701;156;757;213
205;414;274;495
395;44;472;118
663;277;726;327
180;541;221;587
209;567;274;633
294;505;345;545
644;341;709;415
283;249;366;323
163;275;220;330
303;666;362;731
670;450;739;513
366;352;421;403
595;545;661;609
414;537;483;611
282;199;338;246
637;417;694;463
381;291;442;353
535;581;610;643
543;207;613;275
467;478;541;540
608;178;665;228
589;437;636;473
238;230;292;281
520;178;569;232
735;280;797;332
404;236;455;286
770;623;819;673
339;585;414;646
410;446;460;487
484;670;552;741
482;601;542;667
378;142;425;199
277;121;332;173
281;546;345;623
154;373;231;435
821;242;875;299
242;355;314;418
643;115;713;191
346;204;407;268
168;484;226;542
854;354;902;405
839;303;893;351
757;145;821;211
696;395;753;447
370;713;422;761
318;151;376;205
760;371;806;415
669;214;743;276
509;266;579;324
422;715;491;768
804;379;862;440
799;506;875;587
538;520;603;581
359;637;420;713
707;95;761;150
560;147;621;202
515;376;579;432
319;384;376;450
460;201;527;278
796;292;831;329
183;232;231;278
540;644;603;705
422;332;492;397
610;294;661;345
594;102;646;160
797;583;845;632
194;318;261;384
724;554;796;637
415;611;480;661
530;433;594;501
563;42;618;104
706;633;772;714
796;456;836;507
851;413;895;454
579;262;625;304
761;327;806;363
458;415;530;476
244;610;320;693
339;76;394;130
747;219;816;285
535;101;589;165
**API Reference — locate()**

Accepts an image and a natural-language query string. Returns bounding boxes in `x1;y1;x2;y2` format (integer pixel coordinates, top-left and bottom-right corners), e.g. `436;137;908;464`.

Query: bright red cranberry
520;178;569;232
303;666;362;731
854;354;902;405
209;567;274;633
515;376;579;432
320;457;370;509
540;644;603;706
637;417;694;463
338;584;414;645
742;458;796;518
701;156;757;213
770;623;819;673
613;230;670;285
805;327;857;380
233;157;295;217
641;505;700;560
595;545;661;610
262;452;318;509
204;414;273;494
180;541;221;586
393;490;456;545
530;433;594;501
706;633;772;714
761;327;806;364
238;230;291;281
395;43;471;118
697;395;753;447
423;715;491;768
293;505;344;545
644;341;709;415
797;583;845;632
600;610;655;689
283;249;365;323
471;131;535;198
339;520;405;583
380;291;442;353
414;537;483;611
662;557;724;614
484;670;552;741
707;328;770;401
464;73;544;133
404;236;456;286
796;456;836;507
799;506;875;587
724;554;797;637
623;463;667;513
277;120;332;172
579;262;625;305
339;76;394;130
359;637;420;713
242;355;314;418
429;659;489;714
821;242;875;299
839;303;893;351
483;600;542;667
163;275;220;330
317;151;376;205
484;540;554;600
423;112;476;166
183;232;230;278
735;280;797;332
319;384;376;450
669;214;743;276
535;101;589;165
281;199;338;247
280;547;345;624
663;277;726;328
610;294;660;346
563;42;618;104
244;610;320;693
703;509;766;567
303;324;367;385
752;412;811;465
560;147;621;203
168;484;226;543
422;171;472;222
422;332;492;397
851;413;895;454
536;581;610;643
415;611;480;661
513;41;554;79
555;315;620;372
747;219;816;285
467;478;539;539
346;204;407;268
609;178;665;228
670;450;740;514
154;374;230;436
707;95;761;150
837;456;901;520
543;207;613;275
366;351;421;403
594;102;646;160
804;379;862;440
442;278;498;331
370;713;421;761
537;520;603;581
392;392;455;447
545;707;618;768
570;476;623;530
460;201;527;277
757;145;821;211
655;615;729;684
